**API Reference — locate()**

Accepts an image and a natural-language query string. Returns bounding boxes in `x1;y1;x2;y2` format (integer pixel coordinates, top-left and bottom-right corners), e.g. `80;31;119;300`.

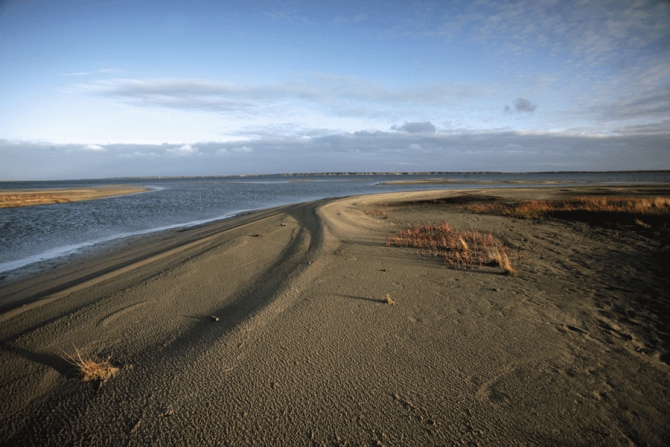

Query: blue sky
1;0;669;179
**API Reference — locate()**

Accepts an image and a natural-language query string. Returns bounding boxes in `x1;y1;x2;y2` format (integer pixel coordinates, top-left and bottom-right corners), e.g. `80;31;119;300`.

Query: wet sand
1;185;669;446
0;186;150;208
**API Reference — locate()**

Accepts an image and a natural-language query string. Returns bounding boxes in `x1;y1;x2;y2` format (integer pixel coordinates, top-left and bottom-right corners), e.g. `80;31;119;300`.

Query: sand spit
0;186;669;446
0;185;150;208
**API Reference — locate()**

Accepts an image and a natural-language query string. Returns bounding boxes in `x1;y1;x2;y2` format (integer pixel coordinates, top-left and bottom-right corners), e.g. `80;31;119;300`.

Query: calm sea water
1;172;668;276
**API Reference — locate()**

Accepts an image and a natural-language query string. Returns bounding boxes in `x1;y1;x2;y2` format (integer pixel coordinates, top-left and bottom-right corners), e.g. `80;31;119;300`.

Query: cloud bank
79;76;497;118
2;130;667;180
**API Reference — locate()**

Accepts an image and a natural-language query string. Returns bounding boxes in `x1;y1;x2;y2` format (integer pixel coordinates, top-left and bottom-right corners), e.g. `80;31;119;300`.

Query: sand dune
0;186;669;446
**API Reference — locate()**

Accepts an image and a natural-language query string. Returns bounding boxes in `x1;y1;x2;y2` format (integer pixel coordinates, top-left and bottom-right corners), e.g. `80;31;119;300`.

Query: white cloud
383;1;670;127
167;144;198;156
119;151;160;159
603;87;670;121
425;0;670;69
83;144;105;151
231;146;253;153
232;123;336;138
74;69;668;136
79;75;496;117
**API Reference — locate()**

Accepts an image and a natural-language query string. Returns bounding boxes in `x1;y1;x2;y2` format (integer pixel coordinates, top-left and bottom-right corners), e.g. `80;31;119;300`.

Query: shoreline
1;185;669;445
0;205;259;280
2;181;667;282
0;202;303;313
2;182;668;313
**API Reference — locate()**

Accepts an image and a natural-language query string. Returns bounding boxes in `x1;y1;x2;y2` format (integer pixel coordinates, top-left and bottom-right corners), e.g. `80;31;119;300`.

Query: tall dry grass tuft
63;347;119;383
387;223;517;274
487;247;516;275
467;196;670;220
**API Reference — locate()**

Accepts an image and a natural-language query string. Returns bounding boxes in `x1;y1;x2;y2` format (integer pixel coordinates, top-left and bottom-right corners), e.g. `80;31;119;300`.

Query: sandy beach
1;185;669;446
0;186;150;208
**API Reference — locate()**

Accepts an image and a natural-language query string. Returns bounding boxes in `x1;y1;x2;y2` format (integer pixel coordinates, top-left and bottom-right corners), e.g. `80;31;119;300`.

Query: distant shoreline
118;169;670;180
2;169;668;183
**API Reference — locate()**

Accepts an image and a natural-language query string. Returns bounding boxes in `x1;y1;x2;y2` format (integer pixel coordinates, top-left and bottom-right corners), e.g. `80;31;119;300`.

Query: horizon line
1;169;669;183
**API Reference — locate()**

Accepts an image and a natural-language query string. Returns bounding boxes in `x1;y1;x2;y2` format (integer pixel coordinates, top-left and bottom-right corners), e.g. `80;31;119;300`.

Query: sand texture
0;186;149;208
1;186;669;446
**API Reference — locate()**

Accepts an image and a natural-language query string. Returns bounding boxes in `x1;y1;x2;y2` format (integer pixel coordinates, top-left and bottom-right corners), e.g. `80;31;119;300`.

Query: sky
0;0;669;180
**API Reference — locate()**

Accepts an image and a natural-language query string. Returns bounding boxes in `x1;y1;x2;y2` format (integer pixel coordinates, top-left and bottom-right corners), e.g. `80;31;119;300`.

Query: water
1;172;668;277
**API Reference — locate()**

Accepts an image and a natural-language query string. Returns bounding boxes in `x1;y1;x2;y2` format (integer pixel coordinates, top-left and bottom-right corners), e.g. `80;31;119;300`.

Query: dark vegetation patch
389;194;502;206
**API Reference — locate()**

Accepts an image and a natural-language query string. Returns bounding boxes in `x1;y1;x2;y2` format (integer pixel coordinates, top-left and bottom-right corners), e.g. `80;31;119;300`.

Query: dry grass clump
467;196;670;220
387;223;517;274
63;347;119;383
487;247;516;275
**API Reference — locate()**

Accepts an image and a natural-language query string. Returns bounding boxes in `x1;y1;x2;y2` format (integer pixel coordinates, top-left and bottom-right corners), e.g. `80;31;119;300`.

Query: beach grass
63;347;119;383
466;196;670;220
387;223;516;273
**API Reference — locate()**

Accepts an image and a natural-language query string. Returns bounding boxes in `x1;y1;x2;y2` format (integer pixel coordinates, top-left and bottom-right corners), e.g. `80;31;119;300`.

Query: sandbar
0;185;150;208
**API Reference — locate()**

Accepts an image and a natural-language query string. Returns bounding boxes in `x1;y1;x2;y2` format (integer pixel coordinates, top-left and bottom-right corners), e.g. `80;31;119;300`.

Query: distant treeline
94;170;670;181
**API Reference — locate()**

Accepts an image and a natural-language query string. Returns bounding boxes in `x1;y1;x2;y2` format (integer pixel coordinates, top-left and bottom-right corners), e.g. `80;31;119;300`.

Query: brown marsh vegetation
466;196;670;223
387;223;516;274
0;193;79;208
0;186;147;208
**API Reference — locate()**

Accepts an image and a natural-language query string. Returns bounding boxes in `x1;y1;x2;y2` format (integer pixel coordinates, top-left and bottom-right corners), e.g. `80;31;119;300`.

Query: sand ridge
0;185;150;208
0;186;669;445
